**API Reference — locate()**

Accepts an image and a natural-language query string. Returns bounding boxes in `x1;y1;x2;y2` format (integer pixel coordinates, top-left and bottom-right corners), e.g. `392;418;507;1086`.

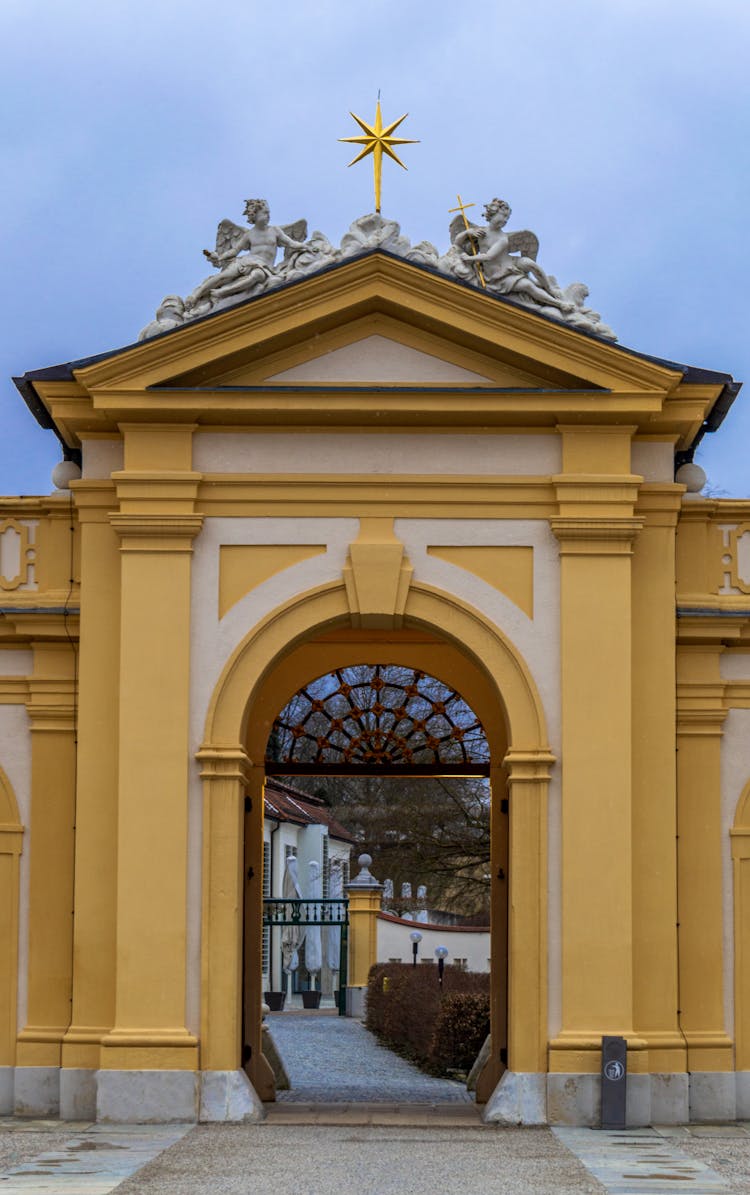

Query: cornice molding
109;512;204;552
550;516;643;555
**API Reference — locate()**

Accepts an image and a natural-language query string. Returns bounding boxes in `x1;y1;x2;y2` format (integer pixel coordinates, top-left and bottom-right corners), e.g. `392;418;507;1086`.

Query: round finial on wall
52;460;82;491
675;462;707;494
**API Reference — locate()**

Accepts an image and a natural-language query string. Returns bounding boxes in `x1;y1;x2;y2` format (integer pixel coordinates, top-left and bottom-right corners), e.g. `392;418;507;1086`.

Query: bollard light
409;930;422;967
435;944;449;988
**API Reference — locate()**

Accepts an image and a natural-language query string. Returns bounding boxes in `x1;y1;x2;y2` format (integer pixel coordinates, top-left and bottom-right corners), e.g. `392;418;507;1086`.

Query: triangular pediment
263;335;493;385
26;252;710;445
72;253;683;396
200;317;555;389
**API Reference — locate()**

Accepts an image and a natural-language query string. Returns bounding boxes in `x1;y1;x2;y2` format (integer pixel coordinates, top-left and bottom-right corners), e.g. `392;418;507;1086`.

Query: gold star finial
339;97;419;214
448;194;486;288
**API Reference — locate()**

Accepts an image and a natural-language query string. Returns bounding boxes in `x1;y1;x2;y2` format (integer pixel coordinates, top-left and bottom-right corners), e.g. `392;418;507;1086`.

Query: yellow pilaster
347;858;382;989
0;768;23;1068
17;641;77;1068
62;483;121;1071
676;643;733;1071
99;427;201;1071
631;486;686;1071
549;427;646;1074
505;749;555;1074
731;786;750;1070
196;748;249;1070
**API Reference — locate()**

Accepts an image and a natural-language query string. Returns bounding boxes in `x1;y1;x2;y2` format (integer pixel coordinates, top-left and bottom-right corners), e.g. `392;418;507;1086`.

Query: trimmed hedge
365;962;489;1077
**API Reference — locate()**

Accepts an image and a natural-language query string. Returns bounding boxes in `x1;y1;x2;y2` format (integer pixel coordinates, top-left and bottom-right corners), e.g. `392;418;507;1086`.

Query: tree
288;773;491;920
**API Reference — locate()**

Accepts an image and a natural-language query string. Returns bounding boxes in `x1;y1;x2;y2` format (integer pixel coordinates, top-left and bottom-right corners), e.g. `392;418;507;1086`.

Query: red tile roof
264;778;356;845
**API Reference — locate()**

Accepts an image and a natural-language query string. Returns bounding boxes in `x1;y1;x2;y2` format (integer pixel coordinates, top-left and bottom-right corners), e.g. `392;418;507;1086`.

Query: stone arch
198;579;554;1101
732;778;750;1069
0;765;23;1069
204;580;548;749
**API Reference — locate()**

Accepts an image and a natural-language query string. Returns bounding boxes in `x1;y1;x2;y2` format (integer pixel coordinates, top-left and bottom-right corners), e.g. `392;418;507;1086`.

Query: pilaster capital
635;484;685;527
503;748;556;783
549;516;643;555
197;746;253;787
72;481;118;523
109;512;204;553
26;679;77;732
675;708;727;737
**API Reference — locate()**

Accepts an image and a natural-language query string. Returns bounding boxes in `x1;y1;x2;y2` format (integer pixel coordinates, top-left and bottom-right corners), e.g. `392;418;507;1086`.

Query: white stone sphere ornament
52;460;82;491
675;462;707;497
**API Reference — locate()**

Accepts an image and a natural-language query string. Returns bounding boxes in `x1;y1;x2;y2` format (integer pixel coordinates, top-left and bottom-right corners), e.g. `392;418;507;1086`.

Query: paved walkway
0;1122;190;1194
266;1010;474;1103
555;1126;740;1193
1;1120;750;1193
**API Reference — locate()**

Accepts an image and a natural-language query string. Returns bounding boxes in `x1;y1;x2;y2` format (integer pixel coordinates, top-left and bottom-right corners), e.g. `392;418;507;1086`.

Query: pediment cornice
17;251;736;451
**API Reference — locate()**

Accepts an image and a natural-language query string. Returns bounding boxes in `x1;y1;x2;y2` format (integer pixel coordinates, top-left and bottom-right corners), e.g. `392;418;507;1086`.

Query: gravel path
0;1121;82;1175
116;1124;606;1195
266;1012;473;1103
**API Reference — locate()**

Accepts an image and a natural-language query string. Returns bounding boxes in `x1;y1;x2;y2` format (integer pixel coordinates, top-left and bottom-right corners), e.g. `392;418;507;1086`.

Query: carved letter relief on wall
717;525;750;596
0;520;38;592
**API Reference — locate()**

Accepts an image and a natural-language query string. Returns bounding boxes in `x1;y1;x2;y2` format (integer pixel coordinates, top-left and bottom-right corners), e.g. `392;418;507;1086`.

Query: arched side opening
732;780;750;1070
198;580;553;1109
0;764;23;1071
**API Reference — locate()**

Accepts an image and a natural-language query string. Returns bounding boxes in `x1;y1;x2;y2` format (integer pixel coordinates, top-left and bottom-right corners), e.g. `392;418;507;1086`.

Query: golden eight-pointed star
339;100;419;214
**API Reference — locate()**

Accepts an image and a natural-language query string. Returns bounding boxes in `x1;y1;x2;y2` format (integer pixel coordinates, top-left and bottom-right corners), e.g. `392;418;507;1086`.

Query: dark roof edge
12;376;82;467
675;379;742;468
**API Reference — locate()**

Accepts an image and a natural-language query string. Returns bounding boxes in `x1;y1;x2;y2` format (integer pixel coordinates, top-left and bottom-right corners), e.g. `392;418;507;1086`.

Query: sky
1;0;748;496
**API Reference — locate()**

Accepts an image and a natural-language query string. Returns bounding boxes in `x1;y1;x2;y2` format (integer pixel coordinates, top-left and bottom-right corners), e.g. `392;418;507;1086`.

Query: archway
198;580;553;1107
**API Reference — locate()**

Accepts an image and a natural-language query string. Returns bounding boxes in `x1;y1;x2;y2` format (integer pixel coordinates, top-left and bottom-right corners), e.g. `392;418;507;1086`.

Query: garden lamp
435;944;449;988
409;929;422;966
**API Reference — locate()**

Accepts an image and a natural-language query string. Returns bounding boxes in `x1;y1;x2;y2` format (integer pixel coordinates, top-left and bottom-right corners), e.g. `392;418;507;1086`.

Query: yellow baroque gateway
2;198;748;1129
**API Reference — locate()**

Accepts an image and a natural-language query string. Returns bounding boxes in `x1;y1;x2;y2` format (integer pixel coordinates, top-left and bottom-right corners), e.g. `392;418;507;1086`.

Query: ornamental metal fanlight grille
266;664;489;776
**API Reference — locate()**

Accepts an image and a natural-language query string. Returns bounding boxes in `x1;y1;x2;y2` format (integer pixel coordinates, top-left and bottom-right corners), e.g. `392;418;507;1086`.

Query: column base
60;1068;97;1120
688;1072;737;1122
482;1071;546;1125
546;1072;680;1126
0;1066;13;1115
736;1072;750;1120
13;1066;60;1117
199;1070;264;1123
96;1069;198;1123
650;1073;689;1124
345;986;366;1018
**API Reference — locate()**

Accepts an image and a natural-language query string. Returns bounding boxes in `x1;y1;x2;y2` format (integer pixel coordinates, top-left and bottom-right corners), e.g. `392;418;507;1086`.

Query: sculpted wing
281;219;308;259
203;219;246;266
449;214;481;245
507;230;539;260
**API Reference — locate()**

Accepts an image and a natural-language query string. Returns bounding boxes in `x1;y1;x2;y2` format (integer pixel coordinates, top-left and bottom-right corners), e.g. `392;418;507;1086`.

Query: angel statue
184;198;317;314
445;198;574;316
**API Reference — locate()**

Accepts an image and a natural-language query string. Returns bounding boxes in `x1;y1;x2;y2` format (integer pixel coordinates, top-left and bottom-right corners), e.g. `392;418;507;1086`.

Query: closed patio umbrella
305;860;322;989
281;855;304;988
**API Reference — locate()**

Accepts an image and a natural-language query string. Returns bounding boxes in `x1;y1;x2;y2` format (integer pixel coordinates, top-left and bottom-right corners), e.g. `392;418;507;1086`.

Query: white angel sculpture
447;198;572;313
443;198;616;339
184;198;316;314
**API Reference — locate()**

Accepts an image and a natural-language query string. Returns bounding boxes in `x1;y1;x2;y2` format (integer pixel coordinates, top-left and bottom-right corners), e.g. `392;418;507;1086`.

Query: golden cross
449;193;486;288
339;98;419;214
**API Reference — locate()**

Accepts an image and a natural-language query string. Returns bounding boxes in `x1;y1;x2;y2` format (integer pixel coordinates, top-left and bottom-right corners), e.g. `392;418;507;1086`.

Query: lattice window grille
262;840;271;976
322;835;330;898
267;664;489;772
